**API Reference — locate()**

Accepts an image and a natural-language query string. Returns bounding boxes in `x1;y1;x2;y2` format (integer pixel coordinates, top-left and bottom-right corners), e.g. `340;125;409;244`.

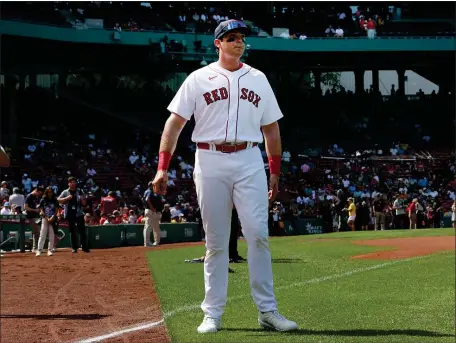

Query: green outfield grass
147;228;455;343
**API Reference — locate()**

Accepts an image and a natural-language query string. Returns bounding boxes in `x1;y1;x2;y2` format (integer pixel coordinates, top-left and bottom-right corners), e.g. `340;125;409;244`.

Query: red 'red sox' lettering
240;88;261;108
203;87;229;105
204;87;260;107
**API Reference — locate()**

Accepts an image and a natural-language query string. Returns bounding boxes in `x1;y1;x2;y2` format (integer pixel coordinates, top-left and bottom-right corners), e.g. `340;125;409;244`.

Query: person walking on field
152;19;297;334
143;181;163;246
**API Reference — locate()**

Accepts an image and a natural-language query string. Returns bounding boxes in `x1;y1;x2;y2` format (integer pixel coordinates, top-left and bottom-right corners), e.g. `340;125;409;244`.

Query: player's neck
218;55;242;72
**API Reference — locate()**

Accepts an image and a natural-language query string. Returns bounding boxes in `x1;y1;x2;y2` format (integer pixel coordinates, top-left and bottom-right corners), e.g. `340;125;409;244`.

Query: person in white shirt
151;19;296;334
342;177;350;188
103;216;113;225
170;203;182;219
335;27;344;37
128;210;137;224
0;202;11;215
8;188;25;211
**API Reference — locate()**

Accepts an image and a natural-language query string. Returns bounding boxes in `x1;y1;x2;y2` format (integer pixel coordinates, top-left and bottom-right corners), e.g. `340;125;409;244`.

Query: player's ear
214;38;221;50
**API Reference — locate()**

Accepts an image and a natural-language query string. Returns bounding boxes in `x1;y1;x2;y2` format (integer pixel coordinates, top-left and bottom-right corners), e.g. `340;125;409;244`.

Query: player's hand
152;170;168;195
268;174;279;201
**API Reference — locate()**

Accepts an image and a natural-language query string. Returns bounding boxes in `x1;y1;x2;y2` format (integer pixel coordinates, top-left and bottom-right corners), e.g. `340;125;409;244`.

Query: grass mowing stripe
162;254;433;318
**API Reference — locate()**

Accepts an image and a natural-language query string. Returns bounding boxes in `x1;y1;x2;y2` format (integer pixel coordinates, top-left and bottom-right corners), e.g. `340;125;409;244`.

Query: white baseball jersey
167;62;283;143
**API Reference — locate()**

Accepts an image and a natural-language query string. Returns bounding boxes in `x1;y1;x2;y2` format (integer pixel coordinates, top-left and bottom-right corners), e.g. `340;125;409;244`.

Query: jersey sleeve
260;76;284;126
167;72;197;120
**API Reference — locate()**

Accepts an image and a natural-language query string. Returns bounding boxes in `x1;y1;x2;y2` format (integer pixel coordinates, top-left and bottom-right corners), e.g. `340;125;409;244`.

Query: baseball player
152;19;297;333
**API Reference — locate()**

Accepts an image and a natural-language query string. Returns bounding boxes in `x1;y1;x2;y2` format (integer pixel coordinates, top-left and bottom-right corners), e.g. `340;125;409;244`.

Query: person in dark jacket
357;201;370;230
229;207;245;263
143;181;164;246
57;177;90;253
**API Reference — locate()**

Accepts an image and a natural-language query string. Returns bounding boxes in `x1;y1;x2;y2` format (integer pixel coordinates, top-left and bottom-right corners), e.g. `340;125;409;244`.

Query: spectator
8;188;25;212
335;26;344;38
366;18;376;39
100;191;118;215
1;202;11;215
24;186;44;252
325;25;335;37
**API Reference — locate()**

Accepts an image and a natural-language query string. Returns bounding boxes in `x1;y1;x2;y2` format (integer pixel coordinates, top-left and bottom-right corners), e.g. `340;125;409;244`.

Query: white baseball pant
37;219;55;251
193;146;277;319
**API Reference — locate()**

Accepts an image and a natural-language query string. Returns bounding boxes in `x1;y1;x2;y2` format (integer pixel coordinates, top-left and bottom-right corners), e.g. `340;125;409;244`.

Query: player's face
216;31;245;58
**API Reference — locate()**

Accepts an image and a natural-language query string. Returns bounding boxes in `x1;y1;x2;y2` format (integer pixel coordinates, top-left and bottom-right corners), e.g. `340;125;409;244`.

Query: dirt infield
0;247;171;343
351;236;455;260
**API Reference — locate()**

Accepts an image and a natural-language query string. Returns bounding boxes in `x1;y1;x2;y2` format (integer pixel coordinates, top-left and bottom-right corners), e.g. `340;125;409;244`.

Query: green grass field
147;228;455;343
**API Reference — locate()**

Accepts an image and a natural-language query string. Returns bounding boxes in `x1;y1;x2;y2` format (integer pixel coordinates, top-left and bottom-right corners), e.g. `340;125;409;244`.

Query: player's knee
205;246;227;259
247;228;269;247
205;238;228;254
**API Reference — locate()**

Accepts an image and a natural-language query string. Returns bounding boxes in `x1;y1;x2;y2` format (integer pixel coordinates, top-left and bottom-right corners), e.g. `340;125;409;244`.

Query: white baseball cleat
258;310;298;331
47;250;53;256
197;316;221;333
35;250;41;257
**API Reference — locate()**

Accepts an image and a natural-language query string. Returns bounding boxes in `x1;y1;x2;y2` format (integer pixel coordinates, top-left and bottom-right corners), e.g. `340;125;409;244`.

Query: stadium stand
2;2;454;37
1;77;454;232
0;2;455;234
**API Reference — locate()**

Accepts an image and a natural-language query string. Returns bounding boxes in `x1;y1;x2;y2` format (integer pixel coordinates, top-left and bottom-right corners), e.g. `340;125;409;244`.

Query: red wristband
158;151;172;171
268;155;281;176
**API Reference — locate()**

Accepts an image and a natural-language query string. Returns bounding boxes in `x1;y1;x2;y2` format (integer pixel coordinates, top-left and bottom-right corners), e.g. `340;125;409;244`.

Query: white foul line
75;319;164;343
74;254;431;343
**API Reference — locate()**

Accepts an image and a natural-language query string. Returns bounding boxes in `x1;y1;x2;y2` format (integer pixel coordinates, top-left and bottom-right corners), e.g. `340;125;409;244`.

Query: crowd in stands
266;4;455;39
2;2;454;38
1;77;455;234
